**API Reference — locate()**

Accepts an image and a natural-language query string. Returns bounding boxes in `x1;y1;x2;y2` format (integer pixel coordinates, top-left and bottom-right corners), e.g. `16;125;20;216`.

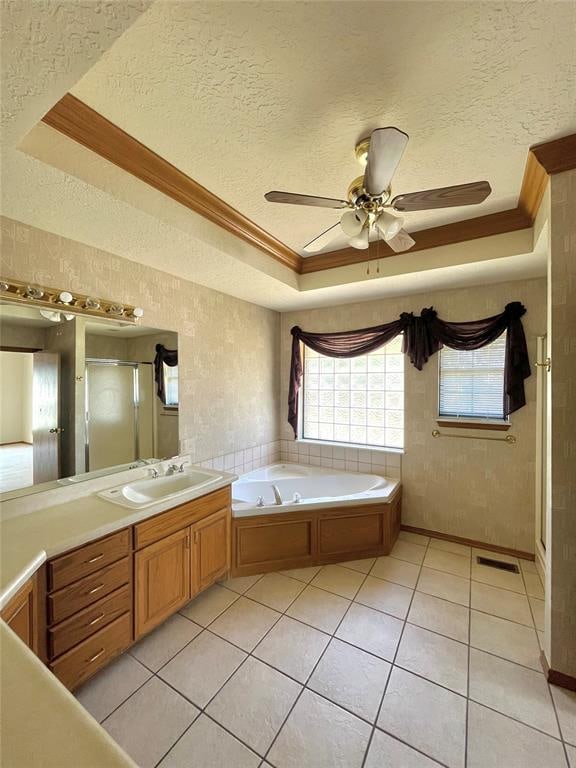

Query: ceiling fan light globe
348;228;370;250
341;209;367;237
376;211;404;241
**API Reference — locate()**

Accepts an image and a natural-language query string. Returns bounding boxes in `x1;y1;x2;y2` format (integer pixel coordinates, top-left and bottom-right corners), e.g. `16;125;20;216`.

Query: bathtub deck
231;486;402;577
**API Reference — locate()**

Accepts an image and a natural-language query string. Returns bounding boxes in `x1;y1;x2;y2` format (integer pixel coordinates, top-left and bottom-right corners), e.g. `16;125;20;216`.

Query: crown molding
40;95;575;277
41;94;303;273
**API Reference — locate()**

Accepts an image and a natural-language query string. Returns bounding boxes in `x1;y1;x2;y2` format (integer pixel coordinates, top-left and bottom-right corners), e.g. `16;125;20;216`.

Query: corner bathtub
232;463;399;518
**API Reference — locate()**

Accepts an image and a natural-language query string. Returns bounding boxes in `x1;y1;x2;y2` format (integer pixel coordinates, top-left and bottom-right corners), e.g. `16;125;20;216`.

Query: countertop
0;467;236;767
0;622;137;768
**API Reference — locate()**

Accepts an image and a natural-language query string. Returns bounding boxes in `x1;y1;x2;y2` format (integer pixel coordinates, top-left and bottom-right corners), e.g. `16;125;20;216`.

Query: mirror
0;301;179;498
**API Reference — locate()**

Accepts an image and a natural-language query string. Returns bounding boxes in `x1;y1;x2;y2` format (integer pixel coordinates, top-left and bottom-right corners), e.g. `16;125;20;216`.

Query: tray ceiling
71;1;576;255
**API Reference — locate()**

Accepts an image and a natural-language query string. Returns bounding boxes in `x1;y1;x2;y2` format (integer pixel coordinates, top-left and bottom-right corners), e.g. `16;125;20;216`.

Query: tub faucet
271;484;283;505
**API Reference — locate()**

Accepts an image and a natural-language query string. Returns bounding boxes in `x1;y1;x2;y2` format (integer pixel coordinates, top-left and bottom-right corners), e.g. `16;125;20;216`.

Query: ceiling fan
264;128;491;254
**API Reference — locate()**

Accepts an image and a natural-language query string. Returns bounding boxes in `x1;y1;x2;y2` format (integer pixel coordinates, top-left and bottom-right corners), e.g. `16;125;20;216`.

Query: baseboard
0;441;32;446
400;524;535;561
540;651;576;691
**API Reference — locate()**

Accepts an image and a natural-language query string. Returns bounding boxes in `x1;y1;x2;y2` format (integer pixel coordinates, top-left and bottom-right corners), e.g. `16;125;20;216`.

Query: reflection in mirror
0;302;178;498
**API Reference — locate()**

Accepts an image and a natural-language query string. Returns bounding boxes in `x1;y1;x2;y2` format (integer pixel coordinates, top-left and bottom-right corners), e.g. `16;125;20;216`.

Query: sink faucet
149;468;159;479
166;462;186;475
271;484;283;505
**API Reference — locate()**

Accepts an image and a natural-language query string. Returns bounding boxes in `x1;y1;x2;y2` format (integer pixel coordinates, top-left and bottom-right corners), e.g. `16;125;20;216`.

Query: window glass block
367;355;385;372
367;409;385;427
351;373;367;391
368;391;385;409
302;342;404;449
351;408;367;426
318;407;334;423
334;358;351;373
351;356;367;372
305;357;320;374
335;390;350;408
351;391;367;408
386;372;403;391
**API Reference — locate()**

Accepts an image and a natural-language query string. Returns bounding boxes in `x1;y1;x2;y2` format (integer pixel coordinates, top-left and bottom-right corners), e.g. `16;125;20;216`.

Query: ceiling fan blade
302;222;342;253
386;229;416;253
364;127;409;196
265;191;349;209
391;180;491;212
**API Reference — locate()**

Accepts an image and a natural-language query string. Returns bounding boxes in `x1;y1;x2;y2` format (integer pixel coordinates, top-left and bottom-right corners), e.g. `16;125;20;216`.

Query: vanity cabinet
134;490;231;639
35;484;231;689
46;529;132;690
135;528;191;637
191;507;230;595
1;577;38;653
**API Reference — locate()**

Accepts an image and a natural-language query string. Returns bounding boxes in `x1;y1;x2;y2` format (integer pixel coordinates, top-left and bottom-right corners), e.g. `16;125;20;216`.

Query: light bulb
40;309;62;323
349;227;370;250
341;209;367;237
84;297;100;310
132;307;144;318
26;285;44;299
59;291;73;304
375;211;403;241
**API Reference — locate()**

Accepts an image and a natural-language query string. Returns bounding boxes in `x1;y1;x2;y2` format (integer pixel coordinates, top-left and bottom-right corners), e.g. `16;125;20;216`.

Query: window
438;334;507;421
163;363;179;407
301;336;404;449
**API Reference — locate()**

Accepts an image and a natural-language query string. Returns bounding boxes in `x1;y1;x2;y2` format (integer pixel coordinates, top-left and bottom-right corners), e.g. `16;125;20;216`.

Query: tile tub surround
280;441;402;478
73;532;572;768
0;216;281;468
280;277;546;553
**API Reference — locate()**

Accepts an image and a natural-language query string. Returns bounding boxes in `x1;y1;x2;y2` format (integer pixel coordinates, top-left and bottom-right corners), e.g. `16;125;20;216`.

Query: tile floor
75;532;575;768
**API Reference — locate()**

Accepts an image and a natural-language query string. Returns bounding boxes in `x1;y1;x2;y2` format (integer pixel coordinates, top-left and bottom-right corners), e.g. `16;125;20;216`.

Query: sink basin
99;469;222;509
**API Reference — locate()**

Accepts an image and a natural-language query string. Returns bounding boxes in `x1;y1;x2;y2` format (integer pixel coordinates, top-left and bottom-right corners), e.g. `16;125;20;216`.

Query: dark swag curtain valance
154;344;178;404
288;301;530;437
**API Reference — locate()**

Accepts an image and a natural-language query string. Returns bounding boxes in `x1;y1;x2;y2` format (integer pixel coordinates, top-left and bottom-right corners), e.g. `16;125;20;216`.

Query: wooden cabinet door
191;508;230;595
135;528;190;639
1;578;37;653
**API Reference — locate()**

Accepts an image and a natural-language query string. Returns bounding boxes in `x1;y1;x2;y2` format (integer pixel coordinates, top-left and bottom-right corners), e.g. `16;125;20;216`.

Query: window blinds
438;334;506;420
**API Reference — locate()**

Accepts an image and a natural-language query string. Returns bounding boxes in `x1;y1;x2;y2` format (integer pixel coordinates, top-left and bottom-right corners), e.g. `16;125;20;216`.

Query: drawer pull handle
88;613;105;627
86;554;104;564
87;584;104;596
87;648;105;664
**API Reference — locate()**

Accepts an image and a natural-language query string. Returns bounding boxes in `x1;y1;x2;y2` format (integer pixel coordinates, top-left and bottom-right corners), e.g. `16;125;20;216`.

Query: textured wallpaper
0;216;280;463
280;278;547;553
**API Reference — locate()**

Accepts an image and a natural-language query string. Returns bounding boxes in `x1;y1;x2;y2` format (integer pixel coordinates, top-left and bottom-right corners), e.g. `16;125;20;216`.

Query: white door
32;351;61;483
86;362;137;471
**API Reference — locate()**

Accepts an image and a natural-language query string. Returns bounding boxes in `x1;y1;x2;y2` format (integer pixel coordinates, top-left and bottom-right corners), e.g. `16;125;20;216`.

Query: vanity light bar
0;277;144;322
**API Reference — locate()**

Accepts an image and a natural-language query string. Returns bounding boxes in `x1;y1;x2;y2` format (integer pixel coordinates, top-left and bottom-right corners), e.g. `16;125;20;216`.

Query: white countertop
0;466;236;767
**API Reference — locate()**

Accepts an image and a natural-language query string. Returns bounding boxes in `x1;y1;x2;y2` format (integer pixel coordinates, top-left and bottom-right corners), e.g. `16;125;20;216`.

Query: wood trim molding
39;95;576;277
41;94;303;273
540;651;576;692
300;208;532;273
400;524;535;561
436;420;510;432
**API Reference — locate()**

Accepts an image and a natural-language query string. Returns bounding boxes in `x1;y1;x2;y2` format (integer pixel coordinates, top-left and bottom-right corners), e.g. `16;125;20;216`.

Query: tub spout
271;484;283;505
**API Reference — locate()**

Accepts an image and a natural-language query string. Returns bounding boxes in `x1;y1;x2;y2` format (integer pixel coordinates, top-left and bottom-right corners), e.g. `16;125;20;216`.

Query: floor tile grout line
360;537;431;768
82;552;552;767
465;549;472;768
261;560;377;765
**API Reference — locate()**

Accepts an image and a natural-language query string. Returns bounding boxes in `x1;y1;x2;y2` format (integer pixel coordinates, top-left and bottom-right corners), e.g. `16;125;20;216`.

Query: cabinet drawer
50;613;131;691
48;557;130;625
134;487;230;549
48;529;131;591
48;585;131;659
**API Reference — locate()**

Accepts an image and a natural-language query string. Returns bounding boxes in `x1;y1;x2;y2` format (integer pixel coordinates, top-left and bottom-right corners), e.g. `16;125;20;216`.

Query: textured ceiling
0;0;566;311
71;1;576;254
